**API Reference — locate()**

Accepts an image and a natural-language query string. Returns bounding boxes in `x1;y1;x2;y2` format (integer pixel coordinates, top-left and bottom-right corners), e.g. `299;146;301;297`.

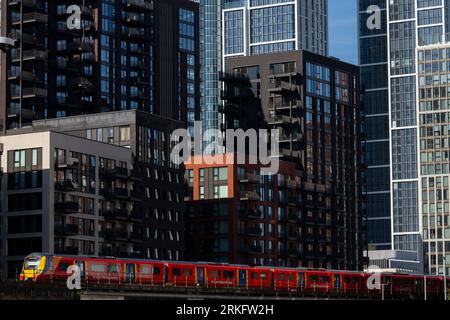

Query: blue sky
328;0;358;64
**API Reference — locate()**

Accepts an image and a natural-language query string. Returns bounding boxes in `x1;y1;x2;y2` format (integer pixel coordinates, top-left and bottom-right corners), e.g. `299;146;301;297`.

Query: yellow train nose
21;270;39;280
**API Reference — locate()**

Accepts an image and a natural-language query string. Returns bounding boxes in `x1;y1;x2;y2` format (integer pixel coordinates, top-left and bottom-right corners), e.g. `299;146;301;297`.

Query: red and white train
20;252;450;299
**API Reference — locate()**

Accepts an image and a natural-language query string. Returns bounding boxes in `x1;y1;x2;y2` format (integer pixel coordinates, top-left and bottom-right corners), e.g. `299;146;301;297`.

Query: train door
75;261;85;280
125;264;135;283
196;267;205;286
164;264;169;285
298;273;304;290
334;274;341;291
238;269;247;287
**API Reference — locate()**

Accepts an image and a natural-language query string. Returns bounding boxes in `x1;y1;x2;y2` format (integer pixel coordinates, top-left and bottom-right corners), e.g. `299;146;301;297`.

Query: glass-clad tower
222;0;328;59
359;0;450;275
200;0;328;144
358;0;391;251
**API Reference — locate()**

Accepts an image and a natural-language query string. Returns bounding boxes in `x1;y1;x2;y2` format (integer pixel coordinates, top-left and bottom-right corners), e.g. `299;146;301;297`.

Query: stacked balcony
54;223;79;236
124;0;154;12
7;0;48;128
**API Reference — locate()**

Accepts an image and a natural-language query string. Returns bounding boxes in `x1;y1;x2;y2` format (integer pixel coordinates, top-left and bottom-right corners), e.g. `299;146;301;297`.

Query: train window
287;274;295;281
209;270;221;278
344;277;351;284
278;274;285;281
141;265;153;275
260;272;268;280
182;269;192;277
90;263;106;273
172;268;181;276
352;278;359;284
251;272;258;280
309;275;319;282
223;271;234;279
108;264;119;273
154;267;161;275
59;263;70;271
320;276;330;283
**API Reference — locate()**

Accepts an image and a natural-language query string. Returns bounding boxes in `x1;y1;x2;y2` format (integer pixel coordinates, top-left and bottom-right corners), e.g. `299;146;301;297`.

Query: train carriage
19;253;450;300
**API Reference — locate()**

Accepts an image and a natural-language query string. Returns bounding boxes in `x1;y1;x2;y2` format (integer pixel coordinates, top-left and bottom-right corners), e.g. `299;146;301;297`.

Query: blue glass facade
200;0;328;144
358;0;391;250
200;0;223;143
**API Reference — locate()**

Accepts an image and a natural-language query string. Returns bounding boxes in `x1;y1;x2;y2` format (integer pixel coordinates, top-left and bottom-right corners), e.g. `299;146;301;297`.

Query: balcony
8;70;42;83
122;27;146;40
247;227;263;237
103;230;129;242
287;213;301;223
124;13;148;26
54;224;79;236
220;88;255;101
54;202;79;214
267;115;291;126
100;166;129;178
22;87;47;98
268;81;299;96
11;32;45;46
70;77;93;90
11;49;47;61
239;191;260;201
219;71;250;84
239;173;260;184
124;0;153;11
7;106;34;119
239;209;263;220
103;209;129;220
70;38;94;52
12;12;48;25
248;245;263;254
100;188;129;200
55;156;79;169
55;179;79;192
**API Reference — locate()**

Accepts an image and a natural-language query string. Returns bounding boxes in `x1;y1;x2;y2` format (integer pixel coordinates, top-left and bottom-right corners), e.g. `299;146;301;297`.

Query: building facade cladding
0;131;139;278
418;43;450;276
218;51;367;271
0;0;200;136
222;0;328;58
184;154;311;268
200;0;223;140
386;1;448;270
358;0;391;251
200;0;328;150
0;110;186;278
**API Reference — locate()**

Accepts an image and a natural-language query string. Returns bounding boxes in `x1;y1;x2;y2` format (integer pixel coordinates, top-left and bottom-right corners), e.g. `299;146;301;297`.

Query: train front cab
20;253;51;281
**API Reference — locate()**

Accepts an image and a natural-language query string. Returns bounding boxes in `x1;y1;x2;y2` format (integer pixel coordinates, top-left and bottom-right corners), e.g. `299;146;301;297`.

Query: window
223;271;234;279
14;150;25;168
172;268;181;276
120;126;130;142
59;263;70;271
209;270;220;278
108;264;120;273
90;263;106;273
32;149;38;166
